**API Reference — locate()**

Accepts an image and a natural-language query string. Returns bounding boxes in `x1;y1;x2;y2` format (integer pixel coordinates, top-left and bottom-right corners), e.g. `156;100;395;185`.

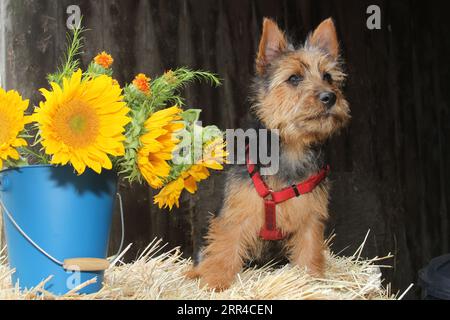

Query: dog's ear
256;18;288;75
309;18;339;59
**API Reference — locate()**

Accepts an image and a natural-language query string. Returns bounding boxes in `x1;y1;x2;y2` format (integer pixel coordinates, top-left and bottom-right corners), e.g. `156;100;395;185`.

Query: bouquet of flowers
0;25;226;210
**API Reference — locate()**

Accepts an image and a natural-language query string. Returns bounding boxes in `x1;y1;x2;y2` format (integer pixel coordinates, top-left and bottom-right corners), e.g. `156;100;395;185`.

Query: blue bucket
0;165;117;295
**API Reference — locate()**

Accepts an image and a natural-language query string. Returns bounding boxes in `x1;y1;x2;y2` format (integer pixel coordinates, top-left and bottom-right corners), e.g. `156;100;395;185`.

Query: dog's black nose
319;92;337;109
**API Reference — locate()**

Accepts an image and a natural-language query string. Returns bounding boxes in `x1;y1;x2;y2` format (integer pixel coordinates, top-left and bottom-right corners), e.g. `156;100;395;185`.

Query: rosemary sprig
46;22;85;86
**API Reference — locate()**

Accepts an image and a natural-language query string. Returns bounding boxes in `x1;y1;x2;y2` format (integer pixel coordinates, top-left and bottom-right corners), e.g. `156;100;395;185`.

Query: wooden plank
63;258;110;272
2;0;450;298
0;0;6;88
0;0;5;251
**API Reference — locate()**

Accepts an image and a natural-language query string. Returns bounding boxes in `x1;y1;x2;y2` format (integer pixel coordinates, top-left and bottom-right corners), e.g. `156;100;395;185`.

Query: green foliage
84;61;114;79
3;16;225;191
118;69;222;183
19;146;49;165
166;123;224;183
47;24;85;86
163;108;224;182
150;68;221;112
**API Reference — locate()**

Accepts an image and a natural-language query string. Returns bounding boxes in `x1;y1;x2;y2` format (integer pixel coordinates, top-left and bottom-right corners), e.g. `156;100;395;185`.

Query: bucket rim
0;164;56;174
0;165;117;175
0;165;119;179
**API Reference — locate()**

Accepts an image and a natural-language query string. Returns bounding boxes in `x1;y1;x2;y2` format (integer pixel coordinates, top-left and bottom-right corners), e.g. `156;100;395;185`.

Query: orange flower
132;73;151;95
94;51;114;69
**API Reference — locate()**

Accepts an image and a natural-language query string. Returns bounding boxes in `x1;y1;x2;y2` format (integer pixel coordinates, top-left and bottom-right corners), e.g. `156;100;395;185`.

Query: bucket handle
0;193;125;272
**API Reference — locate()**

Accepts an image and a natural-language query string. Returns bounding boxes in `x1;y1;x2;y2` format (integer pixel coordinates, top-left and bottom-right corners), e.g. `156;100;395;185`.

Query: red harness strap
246;149;330;241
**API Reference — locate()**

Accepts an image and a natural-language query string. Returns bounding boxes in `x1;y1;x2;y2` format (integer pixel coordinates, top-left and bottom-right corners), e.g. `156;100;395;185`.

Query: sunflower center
69;115;88;133
54;99;100;148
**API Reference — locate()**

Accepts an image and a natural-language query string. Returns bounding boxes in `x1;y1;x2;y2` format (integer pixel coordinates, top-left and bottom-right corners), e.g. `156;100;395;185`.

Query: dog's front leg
286;216;326;277
189;208;260;291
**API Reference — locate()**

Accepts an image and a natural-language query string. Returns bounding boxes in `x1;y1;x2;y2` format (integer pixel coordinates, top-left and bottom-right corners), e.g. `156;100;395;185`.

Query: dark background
2;0;450;299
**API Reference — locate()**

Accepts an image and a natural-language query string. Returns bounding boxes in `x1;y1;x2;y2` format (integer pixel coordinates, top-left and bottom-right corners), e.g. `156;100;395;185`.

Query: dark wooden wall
2;0;450;298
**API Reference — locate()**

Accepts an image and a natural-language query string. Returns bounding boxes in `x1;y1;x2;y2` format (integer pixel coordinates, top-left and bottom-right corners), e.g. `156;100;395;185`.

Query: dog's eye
323;73;333;84
288;75;303;86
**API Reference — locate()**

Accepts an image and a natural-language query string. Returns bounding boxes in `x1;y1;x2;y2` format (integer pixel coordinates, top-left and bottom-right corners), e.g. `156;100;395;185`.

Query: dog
187;17;351;291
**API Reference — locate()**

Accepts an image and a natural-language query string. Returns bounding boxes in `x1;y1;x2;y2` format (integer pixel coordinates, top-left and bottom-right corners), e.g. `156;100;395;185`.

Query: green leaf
202;125;223;142
181;109;202;123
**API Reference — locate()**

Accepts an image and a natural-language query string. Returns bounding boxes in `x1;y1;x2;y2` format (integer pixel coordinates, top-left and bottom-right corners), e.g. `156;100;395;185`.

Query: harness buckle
292;184;301;197
264;191;274;201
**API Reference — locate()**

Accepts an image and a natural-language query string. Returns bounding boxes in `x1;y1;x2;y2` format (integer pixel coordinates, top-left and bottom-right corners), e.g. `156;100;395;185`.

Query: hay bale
0;235;411;300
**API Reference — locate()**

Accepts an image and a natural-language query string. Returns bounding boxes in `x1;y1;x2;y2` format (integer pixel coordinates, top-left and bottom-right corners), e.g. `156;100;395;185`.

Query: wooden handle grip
63;258;110;272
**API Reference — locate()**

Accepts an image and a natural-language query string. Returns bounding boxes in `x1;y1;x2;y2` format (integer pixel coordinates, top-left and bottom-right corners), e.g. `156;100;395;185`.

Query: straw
0;233;410;300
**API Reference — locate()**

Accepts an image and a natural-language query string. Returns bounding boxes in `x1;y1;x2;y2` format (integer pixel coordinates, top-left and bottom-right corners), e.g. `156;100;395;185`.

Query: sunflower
154;138;227;210
133;73;151;95
94;51;114;69
198;137;227;171
137;106;184;188
153;177;185;210
33;69;130;174
0;88;29;170
153;164;211;210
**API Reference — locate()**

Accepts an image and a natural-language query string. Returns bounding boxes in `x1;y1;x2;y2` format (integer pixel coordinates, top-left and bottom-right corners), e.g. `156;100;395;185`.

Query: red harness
246;149;330;241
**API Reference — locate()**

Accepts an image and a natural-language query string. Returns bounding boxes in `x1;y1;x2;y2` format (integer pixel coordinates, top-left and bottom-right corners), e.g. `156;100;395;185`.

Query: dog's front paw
184;267;201;280
307;267;325;279
199;275;232;292
185;267;232;291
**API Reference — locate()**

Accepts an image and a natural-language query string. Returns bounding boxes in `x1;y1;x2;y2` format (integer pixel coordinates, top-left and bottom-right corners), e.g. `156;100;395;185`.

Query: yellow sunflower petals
34;70;128;175
154;178;184;210
137;107;185;189
52;152;70;166
7;148;20;160
0;89;29;167
184;177;198;194
70;156;86;175
84;156;103;174
11;138;27;148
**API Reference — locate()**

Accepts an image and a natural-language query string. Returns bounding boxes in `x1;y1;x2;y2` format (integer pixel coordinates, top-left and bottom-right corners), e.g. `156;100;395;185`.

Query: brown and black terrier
188;17;350;291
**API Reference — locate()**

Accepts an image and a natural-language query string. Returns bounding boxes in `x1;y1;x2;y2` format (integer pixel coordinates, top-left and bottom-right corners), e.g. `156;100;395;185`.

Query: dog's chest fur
227;140;330;265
